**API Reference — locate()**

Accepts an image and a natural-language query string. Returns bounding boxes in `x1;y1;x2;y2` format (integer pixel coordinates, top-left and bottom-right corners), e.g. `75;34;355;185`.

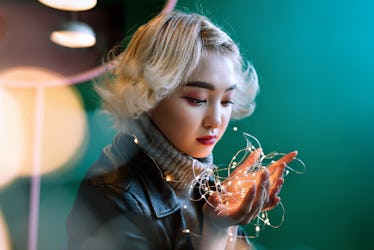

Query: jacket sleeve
65;181;165;250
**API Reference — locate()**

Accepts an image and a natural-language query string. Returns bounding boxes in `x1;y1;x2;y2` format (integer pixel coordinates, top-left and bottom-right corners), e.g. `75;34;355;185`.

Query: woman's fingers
241;148;262;167
270;162;286;187
228;182;256;220
239;169;270;224
264;177;284;210
230;148;262;178
279;150;298;164
204;168;278;226
205;151;298;226
268;151;298;174
254;169;270;210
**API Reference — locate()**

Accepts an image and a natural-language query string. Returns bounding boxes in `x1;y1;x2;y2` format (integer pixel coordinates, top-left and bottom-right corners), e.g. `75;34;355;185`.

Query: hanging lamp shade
38;0;97;11
50;21;96;48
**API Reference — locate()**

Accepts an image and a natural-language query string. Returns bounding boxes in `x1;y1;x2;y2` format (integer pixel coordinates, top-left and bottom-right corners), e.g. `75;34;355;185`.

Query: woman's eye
222;100;234;106
182;97;206;105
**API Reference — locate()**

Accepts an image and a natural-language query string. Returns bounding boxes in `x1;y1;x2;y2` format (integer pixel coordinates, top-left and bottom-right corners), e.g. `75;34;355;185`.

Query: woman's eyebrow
225;85;237;92
185;81;236;91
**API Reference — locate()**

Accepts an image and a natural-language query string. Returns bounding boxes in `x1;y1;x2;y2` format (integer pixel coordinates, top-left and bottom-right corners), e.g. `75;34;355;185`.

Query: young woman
65;11;295;250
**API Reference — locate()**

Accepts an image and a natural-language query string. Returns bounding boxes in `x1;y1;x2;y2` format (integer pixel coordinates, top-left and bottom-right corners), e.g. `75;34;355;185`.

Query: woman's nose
203;104;222;129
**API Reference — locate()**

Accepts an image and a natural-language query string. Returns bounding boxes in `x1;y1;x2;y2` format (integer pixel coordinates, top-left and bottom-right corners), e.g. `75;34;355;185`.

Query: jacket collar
120;134;182;218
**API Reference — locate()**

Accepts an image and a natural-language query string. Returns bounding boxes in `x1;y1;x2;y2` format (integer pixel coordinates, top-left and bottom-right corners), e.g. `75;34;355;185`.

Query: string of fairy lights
134;126;305;241
189;128;305;239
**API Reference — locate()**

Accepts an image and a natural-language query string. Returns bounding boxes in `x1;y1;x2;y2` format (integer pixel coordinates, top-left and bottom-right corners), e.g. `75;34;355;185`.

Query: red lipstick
196;135;217;145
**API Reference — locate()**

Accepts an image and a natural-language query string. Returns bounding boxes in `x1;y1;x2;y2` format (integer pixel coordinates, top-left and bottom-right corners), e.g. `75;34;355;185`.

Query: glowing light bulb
38;0;97;11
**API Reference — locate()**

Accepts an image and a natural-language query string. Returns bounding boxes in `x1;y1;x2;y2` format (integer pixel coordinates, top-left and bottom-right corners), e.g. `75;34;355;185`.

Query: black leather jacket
66;134;195;250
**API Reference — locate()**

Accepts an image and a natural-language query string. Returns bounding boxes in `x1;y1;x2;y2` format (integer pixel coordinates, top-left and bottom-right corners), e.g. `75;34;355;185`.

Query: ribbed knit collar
127;115;214;190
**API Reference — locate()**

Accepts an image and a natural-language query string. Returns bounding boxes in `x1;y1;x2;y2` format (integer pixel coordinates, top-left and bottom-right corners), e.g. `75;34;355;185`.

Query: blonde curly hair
95;11;259;132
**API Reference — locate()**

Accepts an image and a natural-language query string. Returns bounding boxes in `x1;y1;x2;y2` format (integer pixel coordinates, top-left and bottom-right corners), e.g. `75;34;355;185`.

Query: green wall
176;0;374;249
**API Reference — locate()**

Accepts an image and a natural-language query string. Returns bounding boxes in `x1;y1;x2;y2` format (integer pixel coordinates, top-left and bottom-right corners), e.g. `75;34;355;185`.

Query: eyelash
182;97;234;106
222;100;234;106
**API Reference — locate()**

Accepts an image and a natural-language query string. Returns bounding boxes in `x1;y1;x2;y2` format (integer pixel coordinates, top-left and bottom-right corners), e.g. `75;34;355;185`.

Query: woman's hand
203;149;298;227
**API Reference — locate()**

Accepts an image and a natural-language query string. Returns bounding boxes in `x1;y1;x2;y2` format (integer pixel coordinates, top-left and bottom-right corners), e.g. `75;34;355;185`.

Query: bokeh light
0;67;88;186
0;209;11;250
0;87;24;187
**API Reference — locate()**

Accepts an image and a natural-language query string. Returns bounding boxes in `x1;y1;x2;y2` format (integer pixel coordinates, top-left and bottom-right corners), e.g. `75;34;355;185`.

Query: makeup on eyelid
181;89;234;102
182;91;206;99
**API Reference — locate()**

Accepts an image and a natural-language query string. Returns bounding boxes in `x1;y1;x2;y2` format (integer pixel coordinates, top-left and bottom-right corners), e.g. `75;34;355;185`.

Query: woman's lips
196;135;217;145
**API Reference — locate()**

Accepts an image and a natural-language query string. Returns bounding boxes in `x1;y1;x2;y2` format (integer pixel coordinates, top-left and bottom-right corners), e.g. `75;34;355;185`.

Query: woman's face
150;51;236;158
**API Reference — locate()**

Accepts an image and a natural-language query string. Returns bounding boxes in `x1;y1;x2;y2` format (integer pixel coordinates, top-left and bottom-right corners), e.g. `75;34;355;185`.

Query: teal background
176;1;374;249
1;0;373;249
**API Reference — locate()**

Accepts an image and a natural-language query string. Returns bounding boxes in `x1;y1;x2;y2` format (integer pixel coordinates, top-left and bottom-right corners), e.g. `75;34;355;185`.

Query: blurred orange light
0;67;88;185
0;210;11;250
0;88;24;188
